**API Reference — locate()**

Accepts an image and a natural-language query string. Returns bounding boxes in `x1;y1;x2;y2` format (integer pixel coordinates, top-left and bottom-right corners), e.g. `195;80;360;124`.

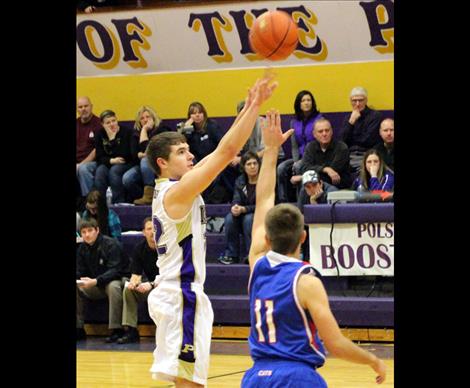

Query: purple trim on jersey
179;282;196;363
178;234;197;363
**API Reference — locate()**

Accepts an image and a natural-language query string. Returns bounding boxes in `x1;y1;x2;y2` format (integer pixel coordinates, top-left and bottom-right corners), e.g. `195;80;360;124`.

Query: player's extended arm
248;110;294;270
297;274;387;384
166;75;278;219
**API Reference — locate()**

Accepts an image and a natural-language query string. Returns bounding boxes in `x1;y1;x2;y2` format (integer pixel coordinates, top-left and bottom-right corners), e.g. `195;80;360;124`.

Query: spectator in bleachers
118;217;159;344
297;170;338;261
341;86;382;174
76;96;102;207
297;118;352;189
218;151;260;265
277;90;323;203
179;102;235;203
94;110;137;204
352;149;394;192
123;106;172;205
297;170;338;208
374;118;394;172
81;190;122;241
76;218;130;343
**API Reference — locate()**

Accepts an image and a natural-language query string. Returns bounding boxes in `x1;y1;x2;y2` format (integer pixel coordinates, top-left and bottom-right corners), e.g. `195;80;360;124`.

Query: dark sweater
341;106;382;151
95;125;137;167
185;119;222;162
76;234;130;287
130;239;159;282
299;140;352;189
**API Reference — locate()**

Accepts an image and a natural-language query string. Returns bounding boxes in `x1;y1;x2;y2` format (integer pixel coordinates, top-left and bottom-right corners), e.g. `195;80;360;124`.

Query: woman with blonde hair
122;105;172;204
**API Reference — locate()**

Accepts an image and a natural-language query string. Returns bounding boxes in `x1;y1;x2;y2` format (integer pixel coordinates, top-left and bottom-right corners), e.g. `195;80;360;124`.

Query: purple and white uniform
148;178;213;385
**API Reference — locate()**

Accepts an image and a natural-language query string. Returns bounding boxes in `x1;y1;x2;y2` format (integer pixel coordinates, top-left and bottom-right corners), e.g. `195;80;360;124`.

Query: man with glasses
340;87;382;174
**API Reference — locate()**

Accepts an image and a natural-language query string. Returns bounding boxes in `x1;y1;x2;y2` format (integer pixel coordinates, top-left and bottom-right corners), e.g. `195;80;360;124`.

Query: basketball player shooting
144;74;278;387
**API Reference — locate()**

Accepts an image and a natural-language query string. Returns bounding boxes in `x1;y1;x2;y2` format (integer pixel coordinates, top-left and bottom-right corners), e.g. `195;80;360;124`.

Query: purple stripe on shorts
178;235;196;363
179;234;195;283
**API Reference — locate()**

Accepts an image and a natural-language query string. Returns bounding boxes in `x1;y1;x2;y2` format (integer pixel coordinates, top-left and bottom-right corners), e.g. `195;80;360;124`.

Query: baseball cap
302;170;320;186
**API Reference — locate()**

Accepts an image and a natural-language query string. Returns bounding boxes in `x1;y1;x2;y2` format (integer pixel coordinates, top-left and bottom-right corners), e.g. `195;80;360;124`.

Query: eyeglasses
351;98;365;104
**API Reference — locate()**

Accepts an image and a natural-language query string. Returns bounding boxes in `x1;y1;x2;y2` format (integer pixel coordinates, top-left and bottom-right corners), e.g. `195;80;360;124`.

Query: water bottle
106;187;112;206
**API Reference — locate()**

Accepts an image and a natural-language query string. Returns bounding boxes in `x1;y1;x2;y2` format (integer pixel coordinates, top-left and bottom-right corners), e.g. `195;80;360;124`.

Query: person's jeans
277;158;295;202
140;157;155;186
224;212;254;259
77;161;97;196
122;165;142;201
95;163;133;204
122;158;156;201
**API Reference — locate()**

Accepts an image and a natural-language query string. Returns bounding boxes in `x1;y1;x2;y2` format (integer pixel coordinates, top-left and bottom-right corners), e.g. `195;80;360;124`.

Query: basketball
248;10;299;61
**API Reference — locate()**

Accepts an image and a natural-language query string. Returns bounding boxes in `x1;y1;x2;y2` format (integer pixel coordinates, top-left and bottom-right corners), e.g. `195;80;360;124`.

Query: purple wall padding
303;203;394;224
122;109;394;159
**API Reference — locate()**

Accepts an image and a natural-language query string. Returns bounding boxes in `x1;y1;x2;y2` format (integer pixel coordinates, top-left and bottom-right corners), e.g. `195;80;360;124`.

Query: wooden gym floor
77;331;394;388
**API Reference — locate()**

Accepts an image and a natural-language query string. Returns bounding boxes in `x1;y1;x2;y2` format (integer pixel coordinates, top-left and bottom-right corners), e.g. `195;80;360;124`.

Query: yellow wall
77;60;393;120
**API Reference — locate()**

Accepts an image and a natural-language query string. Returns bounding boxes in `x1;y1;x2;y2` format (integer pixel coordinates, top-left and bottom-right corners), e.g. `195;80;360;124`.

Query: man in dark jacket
298;118;352;189
76;218;130;342
341;87;382;174
118;217;159;344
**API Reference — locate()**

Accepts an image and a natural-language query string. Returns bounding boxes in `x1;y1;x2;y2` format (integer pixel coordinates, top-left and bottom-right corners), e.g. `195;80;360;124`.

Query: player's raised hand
251;72;278;108
263;109;294;148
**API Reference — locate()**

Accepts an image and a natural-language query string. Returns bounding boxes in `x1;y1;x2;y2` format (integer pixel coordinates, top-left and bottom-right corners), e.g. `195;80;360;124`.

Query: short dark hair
142;216;153;229
79;217;99;232
100;109;116;122
146;131;187;177
265;204;304;255
241;150;261;168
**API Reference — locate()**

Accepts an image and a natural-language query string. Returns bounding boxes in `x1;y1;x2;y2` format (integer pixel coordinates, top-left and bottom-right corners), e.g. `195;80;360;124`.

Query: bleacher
81;203;394;329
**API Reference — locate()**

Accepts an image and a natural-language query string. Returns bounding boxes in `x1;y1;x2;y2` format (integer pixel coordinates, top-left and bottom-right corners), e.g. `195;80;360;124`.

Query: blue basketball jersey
247;250;326;368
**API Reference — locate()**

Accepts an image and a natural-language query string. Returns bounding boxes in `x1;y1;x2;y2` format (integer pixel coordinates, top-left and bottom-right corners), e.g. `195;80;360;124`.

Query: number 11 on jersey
254;299;277;343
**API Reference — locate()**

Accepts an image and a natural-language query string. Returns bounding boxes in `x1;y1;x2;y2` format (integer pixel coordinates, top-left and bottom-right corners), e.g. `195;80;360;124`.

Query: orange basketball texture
248;10;299;61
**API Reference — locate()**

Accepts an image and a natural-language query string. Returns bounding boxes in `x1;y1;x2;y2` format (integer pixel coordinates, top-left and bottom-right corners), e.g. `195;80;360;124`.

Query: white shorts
148;282;214;386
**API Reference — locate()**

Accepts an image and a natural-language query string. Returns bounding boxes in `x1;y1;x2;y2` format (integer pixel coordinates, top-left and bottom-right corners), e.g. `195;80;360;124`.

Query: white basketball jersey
151;178;207;285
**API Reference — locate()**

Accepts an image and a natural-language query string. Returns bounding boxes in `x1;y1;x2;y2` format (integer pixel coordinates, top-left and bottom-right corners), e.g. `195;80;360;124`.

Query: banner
77;0;394;77
309;222;394;276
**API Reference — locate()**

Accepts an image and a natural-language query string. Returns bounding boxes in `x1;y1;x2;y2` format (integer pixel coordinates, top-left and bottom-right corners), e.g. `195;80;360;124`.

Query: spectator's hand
323;167;341;185
79;277;97;289
231;204;242;217
127;281;139;291
230;155;241;167
111;157;126;164
136;282;152;293
142;118;154;132
84;6;95;13
184;118;194;127
369;164;379;177
137;152;146;159
290;175;302;185
349;109;361;125
308;182;324;203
